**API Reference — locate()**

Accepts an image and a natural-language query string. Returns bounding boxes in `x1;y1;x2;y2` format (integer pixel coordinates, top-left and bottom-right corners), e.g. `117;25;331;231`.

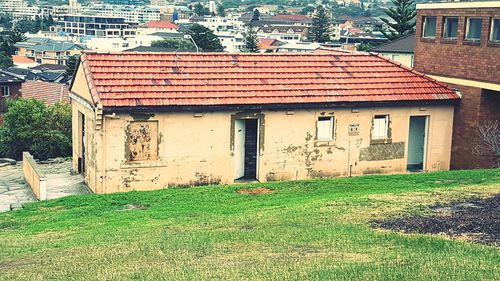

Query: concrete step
0;204;10;212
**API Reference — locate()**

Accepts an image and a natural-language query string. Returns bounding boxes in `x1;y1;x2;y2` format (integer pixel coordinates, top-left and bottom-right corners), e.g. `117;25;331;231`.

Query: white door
234;119;246;179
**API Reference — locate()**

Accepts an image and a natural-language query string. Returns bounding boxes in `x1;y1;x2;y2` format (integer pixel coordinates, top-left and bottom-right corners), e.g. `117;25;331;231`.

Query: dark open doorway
78;112;85;174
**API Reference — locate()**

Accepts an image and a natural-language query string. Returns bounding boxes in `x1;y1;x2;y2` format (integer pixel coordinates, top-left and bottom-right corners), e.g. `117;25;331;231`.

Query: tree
8;29;27;46
357;43;373;51
217;5;226;17
0;13;13;29
0;52;13;69
15;19;40;34
473;120;500;167
380;0;416;40
151;38;196;51
309;6;330;43
300;6;315;15
66;55;79;76
251;9;260;22
187;24;224;52
0;99;72;160
194;3;210;16
243;26;259;53
0;38;13;57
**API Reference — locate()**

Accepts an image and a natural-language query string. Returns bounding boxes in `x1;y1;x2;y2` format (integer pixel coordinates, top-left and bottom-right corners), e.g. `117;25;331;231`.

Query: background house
70;52;459;194
371;34;415;68
15;39;85;66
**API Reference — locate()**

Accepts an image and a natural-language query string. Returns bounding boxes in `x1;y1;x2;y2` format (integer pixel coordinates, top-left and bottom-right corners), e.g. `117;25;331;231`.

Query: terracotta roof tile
77;52;460;108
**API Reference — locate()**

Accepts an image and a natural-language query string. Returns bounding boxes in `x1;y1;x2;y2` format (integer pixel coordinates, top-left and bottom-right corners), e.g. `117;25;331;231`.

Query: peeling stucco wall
72;103;454;194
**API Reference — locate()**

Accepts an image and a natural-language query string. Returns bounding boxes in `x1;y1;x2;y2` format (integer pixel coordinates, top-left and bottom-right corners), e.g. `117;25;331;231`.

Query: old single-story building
70;52;461;194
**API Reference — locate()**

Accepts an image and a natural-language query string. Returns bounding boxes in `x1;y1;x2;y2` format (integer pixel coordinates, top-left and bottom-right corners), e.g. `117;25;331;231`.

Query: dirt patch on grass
237;187;276;196
372;194;500;246
0;258;37;271
119;203;149;211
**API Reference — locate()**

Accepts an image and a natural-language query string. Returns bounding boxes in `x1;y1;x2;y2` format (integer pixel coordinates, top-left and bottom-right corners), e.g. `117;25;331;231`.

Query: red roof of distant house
271;14;310;21
12;55;35;64
21;81;69;105
143;21;178;29
257;38;282;50
77;52;460;108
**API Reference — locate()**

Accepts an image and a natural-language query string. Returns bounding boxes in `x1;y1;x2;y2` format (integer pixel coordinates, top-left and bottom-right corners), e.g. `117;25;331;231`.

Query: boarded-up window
126;121;158;162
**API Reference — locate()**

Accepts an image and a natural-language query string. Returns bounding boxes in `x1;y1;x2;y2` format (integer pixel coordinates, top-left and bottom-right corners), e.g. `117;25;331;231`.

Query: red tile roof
22;81;69;105
12;55;36;64
77;52;460;108
257;38;282;50
271;14;310;21
142;21;178;29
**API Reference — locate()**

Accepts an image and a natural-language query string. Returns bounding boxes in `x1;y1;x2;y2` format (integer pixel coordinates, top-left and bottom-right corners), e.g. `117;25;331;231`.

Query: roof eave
101;99;461;113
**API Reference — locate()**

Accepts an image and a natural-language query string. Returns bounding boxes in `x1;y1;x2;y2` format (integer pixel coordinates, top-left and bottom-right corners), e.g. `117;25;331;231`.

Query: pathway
0;160;90;212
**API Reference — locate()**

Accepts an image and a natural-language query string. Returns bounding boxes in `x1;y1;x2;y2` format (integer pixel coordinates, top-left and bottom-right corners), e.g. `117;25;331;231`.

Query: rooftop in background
30;64;67;72
30;42;86;52
371;34;416;54
124;46;196;52
141;21;178;29
417;0;500;9
21;81;70;106
149;32;185;38
12;55;36;64
75;52;460;108
0;71;24;84
270;14;311;22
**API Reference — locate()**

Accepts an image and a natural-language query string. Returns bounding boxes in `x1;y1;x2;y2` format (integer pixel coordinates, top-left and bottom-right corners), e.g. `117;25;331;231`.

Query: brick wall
0;82;22;113
448;83;500;169
414;8;500;83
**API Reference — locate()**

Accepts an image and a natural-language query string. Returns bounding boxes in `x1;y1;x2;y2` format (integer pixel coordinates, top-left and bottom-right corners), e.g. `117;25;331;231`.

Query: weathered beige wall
71;65;104;193
22;152;47;200
90;105;454;194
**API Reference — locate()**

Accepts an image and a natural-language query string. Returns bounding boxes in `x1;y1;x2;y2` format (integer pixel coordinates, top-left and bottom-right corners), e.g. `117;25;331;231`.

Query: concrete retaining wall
22;152;47;200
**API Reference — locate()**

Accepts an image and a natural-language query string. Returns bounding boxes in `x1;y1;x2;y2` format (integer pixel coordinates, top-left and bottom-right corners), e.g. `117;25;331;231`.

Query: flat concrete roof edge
417;1;500;10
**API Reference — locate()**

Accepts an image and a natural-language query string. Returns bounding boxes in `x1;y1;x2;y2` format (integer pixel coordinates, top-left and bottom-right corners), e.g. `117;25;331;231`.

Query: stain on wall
359;142;405;161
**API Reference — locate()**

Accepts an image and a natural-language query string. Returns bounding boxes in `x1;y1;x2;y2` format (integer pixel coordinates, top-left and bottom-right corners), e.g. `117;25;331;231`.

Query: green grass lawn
1;170;500;280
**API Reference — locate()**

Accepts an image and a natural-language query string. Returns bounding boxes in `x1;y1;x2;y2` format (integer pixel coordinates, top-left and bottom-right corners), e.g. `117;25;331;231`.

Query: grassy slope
1;169;500;280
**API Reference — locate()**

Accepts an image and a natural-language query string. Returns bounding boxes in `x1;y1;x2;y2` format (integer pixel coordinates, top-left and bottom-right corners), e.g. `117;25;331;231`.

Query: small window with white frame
465;18;482;41
1;86;10;97
490;18;500;42
422;16;437;38
372;115;389;140
316;116;334;141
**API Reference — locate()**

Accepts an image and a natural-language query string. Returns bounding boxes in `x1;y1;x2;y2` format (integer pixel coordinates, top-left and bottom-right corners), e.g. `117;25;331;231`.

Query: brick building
414;1;500;169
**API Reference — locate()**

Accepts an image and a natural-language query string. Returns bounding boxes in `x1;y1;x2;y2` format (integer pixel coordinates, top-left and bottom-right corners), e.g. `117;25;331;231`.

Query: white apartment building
59;15;137;39
85;34;169;51
193;15;245;33
85;4;161;23
217;32;244;52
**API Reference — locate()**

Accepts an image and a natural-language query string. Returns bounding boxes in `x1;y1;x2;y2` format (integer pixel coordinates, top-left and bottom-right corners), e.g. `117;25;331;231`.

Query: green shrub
0;98;71;160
